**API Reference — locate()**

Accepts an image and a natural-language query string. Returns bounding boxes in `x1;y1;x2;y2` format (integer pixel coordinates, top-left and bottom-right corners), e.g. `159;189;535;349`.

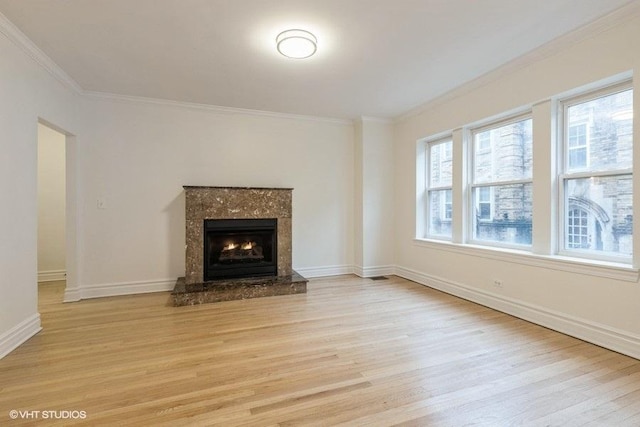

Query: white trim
85;91;352;125
560;169;633;181
0;12;82;94
0;314;42;360
295;265;354;278
77;279;176;300
63;287;81;303
66;267;357;301
360;116;393;124
469;110;533;135
395;266;640;360
37;269;66;283
396;1;640;123
353;265;396;278
413;238;639;282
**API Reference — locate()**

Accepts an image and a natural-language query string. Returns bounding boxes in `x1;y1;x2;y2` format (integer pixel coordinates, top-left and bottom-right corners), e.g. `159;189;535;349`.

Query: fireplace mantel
184;186;293;284
183;185;293;190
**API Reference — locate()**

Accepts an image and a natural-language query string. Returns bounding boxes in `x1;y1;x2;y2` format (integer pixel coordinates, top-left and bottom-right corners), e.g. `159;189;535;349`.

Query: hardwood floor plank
1;277;639;425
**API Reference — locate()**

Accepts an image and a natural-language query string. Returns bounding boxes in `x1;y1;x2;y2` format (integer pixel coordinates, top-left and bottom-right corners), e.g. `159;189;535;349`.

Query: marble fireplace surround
184;186;293;284
172;186;306;306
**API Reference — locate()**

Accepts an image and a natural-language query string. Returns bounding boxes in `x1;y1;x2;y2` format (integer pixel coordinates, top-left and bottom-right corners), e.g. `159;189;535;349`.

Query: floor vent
369;276;388;281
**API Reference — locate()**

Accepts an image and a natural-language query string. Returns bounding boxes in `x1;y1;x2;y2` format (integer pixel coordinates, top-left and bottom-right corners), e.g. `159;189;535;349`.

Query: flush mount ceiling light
276;29;317;59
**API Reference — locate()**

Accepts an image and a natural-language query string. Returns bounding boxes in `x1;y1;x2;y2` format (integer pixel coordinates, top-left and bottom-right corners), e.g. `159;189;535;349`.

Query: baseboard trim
0;314;42;360
294;265;353;278
395;265;640;360
78;279;176;300
38;269;66;282
63;287;81;302
353;265;396;278
65;266;359;301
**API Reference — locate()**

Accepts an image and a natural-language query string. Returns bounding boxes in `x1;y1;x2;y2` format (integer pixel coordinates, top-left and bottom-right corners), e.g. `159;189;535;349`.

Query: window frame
468;112;533;250
557;81;633;263
425;136;453;240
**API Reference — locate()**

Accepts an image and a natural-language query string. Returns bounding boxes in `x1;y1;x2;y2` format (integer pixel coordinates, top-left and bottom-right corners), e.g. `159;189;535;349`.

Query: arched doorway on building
567;197;609;252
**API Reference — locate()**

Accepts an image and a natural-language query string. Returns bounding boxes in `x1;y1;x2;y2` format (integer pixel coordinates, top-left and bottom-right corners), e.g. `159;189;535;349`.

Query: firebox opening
204;218;277;281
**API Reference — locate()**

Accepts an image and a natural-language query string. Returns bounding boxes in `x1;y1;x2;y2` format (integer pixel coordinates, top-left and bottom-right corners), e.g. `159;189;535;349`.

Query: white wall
37;123;66;281
0;20;80;358
64;96;355;299
394;11;640;357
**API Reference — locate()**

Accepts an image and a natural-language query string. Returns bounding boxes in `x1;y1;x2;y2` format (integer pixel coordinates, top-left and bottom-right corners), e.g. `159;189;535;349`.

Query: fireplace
204;218;277;280
171;186;307;306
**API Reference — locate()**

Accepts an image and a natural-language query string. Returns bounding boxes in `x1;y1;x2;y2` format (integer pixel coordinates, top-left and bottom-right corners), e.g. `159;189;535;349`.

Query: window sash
471;114;533;185
426;137;453;240
469;183;533;247
558;82;633;262
428;139;453;189
561;83;633;174
558;173;633;262
468;112;533;249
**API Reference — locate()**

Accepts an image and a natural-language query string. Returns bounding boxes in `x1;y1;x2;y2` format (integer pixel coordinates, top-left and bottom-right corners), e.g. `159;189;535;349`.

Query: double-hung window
560;83;633;261
470;115;533;247
426;138;453;239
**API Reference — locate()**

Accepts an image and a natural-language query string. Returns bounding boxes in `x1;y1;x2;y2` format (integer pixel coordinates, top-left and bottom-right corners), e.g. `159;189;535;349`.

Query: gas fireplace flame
223;242;256;251
223;243;239;251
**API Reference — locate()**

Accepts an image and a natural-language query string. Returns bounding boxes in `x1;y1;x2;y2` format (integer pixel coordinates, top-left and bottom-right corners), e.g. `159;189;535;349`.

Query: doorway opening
37;123;67;301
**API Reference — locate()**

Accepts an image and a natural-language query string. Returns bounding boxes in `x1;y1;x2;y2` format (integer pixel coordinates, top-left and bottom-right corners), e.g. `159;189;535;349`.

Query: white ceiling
0;0;634;120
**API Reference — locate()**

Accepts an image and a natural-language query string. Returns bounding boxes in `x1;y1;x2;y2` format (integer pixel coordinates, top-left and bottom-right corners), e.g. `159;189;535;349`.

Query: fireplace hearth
171;186;307;306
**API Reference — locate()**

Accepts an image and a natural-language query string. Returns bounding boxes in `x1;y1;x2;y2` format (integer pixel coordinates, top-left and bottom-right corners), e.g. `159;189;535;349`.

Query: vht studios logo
9;410;87;420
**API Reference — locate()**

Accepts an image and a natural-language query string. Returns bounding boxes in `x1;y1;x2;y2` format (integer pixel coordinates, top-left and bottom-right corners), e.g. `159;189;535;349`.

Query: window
560;84;633;260
443;141;452;160
567;208;589;249
477;187;492;220
444;190;452;220
426;138;453;239
478;131;491;151
471;115;533;247
417;75;635;274
568;123;588;169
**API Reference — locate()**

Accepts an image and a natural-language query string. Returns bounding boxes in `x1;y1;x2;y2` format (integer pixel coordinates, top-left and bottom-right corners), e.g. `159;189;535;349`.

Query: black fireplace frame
203;218;278;281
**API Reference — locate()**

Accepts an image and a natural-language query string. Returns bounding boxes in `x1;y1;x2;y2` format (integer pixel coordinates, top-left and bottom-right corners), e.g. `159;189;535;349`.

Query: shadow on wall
164;190;185;278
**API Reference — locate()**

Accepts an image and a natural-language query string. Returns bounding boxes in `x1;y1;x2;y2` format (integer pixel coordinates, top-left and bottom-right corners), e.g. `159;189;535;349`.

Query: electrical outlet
493;279;503;288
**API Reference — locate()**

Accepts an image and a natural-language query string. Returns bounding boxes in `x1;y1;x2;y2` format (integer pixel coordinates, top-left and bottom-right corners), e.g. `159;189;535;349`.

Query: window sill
413;238;639;282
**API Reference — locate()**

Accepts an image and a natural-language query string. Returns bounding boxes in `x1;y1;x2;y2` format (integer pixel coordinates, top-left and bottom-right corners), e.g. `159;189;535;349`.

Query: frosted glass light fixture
276;29;317;59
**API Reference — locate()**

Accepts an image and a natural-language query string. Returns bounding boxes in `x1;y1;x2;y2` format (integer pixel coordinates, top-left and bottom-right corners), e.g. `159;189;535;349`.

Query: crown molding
84;91;353;125
0;11;83;94
359;116;393;124
395;0;640;124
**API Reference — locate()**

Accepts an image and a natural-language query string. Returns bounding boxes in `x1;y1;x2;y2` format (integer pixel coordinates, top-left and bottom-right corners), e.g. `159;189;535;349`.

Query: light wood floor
2;276;640;426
